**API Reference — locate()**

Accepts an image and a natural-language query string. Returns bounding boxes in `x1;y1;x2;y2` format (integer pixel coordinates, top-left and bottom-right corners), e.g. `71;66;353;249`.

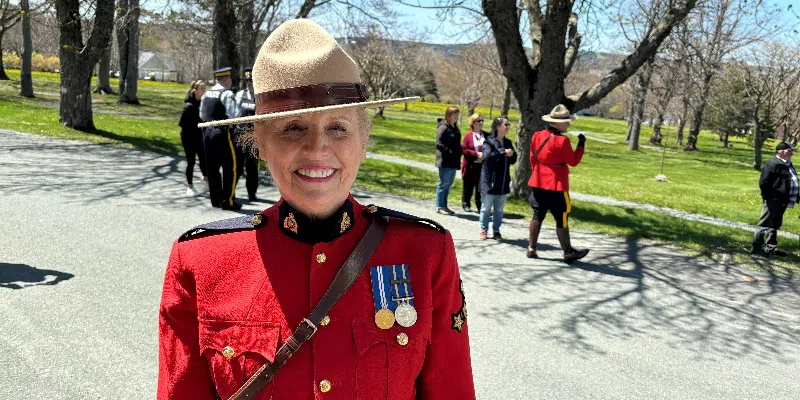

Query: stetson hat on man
541;104;577;124
198;20;418;128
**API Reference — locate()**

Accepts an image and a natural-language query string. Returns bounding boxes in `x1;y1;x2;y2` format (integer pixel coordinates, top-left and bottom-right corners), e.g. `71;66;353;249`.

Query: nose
301;125;328;158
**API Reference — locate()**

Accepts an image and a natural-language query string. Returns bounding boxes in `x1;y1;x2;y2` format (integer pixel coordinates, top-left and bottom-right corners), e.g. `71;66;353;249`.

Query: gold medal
375;307;395;329
395;302;417;327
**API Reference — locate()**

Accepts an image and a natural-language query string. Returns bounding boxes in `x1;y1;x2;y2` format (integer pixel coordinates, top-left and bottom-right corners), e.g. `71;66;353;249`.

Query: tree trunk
676;98;688;145
489;102;494;119
627;56;655;151
0;33;9;80
57;0;115;131
649;112;664;144
240;0;255;88
404;103;408;111
374;107;386;119
214;0;240;89
468;105;476;116
94;42;114;94
753;117;763;170
118;0;140;104
625;100;635;143
501;82;511;116
19;0;34;97
683;74;713;151
722;131;729;148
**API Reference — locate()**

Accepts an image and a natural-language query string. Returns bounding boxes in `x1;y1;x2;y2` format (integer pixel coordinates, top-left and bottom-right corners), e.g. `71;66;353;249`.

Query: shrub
2;51;60;72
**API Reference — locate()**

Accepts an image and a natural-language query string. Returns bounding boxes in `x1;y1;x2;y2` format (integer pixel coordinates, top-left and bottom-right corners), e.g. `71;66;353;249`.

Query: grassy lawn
2;70;797;269
356;158;799;270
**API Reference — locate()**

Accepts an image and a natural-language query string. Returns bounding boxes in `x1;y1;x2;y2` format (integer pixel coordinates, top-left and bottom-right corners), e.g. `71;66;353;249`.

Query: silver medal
395;301;418;327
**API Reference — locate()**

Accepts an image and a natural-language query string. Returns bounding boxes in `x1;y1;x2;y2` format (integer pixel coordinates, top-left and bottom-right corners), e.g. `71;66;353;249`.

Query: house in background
138;51;177;82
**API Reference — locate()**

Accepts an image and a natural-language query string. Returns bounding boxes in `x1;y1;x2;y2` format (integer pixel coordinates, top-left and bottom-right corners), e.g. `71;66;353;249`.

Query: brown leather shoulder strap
533;133;555;162
533;132;567;167
228;216;388;400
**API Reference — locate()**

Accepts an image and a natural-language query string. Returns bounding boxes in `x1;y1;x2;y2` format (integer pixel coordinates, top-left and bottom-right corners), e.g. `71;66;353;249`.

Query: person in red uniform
526;104;589;263
158;19;475;400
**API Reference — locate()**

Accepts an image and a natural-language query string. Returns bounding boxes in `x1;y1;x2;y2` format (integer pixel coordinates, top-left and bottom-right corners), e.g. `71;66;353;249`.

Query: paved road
2;130;799;399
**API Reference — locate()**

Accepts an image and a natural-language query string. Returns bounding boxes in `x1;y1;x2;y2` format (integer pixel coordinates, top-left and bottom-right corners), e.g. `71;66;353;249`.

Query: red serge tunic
158;196;475;400
527;127;584;192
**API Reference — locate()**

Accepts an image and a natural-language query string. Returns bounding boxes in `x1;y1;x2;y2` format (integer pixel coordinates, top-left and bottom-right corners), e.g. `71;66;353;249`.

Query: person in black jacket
752;142;798;256
478;116;517;240
435;106;463;215
178;80;208;196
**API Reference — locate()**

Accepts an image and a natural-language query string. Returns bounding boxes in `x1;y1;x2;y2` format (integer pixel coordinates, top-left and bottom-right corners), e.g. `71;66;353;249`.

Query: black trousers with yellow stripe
528;188;572;228
203;127;238;208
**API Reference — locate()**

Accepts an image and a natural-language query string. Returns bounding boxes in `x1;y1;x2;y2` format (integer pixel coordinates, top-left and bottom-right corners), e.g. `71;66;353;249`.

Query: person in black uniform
233;67;261;202
199;67;241;210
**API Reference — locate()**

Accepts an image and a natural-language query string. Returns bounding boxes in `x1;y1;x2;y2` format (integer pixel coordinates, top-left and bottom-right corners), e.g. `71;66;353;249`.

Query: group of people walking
178;67;262;210
434;104;590;263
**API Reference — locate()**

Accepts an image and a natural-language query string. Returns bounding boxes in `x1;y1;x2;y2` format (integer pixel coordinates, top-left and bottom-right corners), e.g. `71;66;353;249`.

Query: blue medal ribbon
370;266;395;313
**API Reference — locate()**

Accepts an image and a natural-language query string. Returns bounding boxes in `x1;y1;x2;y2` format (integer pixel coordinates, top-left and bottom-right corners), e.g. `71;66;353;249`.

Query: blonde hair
468;113;483;131
185;80;205;99
444;106;460;125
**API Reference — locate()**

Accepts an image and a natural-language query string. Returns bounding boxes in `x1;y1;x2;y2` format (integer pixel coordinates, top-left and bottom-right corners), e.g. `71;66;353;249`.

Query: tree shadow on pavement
0;134;268;211
0;263;74;289
458;234;800;362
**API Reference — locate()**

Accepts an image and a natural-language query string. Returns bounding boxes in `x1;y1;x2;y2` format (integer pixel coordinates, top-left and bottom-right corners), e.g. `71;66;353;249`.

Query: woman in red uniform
157;19;475;400
526;104;589;263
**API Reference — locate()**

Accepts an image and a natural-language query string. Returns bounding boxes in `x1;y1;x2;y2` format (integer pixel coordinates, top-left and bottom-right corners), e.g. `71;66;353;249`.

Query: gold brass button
251;214;263;226
222;346;235;359
397;332;409;346
316;253;327;263
319;379;332;393
320;315;331;326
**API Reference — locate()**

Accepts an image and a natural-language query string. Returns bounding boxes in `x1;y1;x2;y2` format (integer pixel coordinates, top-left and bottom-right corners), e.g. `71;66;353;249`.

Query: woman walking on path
461;113;485;212
178;80;208;196
527;105;589;263
435;106;462;215
479;116;516;240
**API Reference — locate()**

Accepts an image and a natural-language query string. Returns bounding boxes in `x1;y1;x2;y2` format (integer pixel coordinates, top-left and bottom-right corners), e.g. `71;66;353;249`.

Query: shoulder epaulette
364;204;445;233
179;213;267;242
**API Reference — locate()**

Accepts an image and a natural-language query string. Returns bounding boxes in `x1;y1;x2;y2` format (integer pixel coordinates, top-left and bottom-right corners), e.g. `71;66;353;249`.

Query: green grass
3;70;797;270
355;158;799;270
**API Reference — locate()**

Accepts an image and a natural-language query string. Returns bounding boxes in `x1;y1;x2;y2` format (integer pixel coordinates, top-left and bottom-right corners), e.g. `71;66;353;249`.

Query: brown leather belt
255;83;370;115
228;216;387;400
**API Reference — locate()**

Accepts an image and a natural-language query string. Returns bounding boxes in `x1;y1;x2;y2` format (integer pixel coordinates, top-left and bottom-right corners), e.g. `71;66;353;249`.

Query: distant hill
337;36;623;70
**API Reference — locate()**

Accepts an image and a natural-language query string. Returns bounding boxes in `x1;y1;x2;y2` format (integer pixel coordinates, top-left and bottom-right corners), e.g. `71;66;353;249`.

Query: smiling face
256;108;369;219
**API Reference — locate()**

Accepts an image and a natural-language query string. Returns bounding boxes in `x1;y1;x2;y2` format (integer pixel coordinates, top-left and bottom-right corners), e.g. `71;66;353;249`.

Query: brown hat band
256;83;371;115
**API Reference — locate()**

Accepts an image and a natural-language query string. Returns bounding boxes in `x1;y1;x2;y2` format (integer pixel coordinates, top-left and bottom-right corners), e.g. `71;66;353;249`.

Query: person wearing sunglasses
478;116;517;240
460;114;486;212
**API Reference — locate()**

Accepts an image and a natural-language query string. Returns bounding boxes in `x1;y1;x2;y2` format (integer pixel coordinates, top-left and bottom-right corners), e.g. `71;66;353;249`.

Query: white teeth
297;169;335;178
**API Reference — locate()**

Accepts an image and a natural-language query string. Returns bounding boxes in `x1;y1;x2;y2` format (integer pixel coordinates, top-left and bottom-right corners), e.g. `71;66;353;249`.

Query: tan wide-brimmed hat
541;104;577;124
198;19;419;128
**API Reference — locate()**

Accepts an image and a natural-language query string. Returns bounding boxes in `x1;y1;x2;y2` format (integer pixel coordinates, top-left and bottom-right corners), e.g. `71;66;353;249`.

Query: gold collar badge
340;212;351;233
284;213;298;234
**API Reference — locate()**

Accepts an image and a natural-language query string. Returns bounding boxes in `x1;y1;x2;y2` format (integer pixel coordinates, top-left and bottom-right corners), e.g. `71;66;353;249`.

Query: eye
279;121;306;139
326;122;350;138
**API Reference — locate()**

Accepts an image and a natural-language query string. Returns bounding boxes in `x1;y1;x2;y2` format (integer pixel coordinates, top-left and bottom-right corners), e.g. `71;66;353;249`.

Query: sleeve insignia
451;279;468;333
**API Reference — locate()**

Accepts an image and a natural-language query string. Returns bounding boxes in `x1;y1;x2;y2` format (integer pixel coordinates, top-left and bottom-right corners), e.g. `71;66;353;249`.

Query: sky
144;0;800;48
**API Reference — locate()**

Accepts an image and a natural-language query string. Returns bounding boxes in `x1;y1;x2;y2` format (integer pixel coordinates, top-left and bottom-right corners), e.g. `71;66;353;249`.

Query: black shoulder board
179;213;267;242
364;204;445;233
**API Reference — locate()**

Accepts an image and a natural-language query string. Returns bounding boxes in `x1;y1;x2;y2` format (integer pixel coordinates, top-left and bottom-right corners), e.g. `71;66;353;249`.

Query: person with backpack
527;105;589;264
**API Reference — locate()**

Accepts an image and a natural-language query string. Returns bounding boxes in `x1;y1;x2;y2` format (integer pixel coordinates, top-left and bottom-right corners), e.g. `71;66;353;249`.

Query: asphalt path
2;130;800;399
